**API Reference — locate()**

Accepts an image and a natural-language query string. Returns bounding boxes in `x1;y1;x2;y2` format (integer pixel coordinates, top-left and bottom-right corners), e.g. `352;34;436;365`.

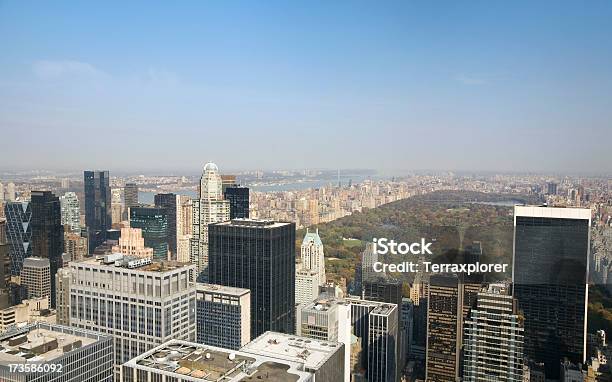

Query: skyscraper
30;190;63;307
296;296;352;382
301;228;326;283
426;274;461;382
195;282;251;350
62;255;196;367
512;206;590;379
129;206;169;260
368;303;399;382
190;162;230;281
123;182;139;211
154;193;177;256
6;182;15;202
111;227;154;259
63;230;88;262
20;257;51;305
0;322;114;382
84;170;111;253
176;195;192;263
4;201;32;276
463;284;524;382
295;268;320;306
209;219;295;337
59;191;80;232
224;185;250;219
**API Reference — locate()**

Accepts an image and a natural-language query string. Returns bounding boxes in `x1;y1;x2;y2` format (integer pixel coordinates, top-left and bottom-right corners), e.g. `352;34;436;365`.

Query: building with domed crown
190;162;230;281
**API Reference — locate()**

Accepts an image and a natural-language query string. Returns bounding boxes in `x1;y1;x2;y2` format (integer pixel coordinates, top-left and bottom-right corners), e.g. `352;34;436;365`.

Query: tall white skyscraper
295;229;326;307
190;162;229;281
60;191;81;232
301;228;326;284
0;182;4;202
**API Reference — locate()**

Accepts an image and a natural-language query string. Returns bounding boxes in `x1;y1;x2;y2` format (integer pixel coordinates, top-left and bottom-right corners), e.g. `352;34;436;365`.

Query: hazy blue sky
1;1;611;174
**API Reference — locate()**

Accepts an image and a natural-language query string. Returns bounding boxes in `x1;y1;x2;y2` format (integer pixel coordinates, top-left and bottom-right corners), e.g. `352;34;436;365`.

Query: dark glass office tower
208;219;295;338
4;202;32;276
30;191;63;307
512;206;590;379
124;183;139;209
84;170;111;253
154;193;177;256
224;186;249;219
426;274;461;382
129;206;169;260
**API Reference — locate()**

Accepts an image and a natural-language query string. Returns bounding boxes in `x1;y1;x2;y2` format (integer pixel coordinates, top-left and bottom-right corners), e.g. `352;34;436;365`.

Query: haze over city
1;1;611;174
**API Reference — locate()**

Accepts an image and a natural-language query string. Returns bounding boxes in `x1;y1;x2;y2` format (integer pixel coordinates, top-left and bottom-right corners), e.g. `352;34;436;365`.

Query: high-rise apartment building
195;282;251;350
59;191;80;232
513;206;591;379
129;206;169;260
4;201;32;276
296;296;352;382
20;257;51;304
0;322;114;382
56;267;72;326
224;185;250;219
111;188;122;225
463;284;524;382
61;254;196;367
154;193;178;256
111;227;154;259
30;190;63;308
191;162;230;282
63;230;88;262
6;182;16;202
209;219;295;337
176;195;192;263
84;170;111;252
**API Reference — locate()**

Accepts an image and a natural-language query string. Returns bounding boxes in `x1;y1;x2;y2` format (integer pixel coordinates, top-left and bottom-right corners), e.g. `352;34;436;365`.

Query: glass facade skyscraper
512;206;590;379
208;219;295;338
224;186;249;219
154;193;177;256
4;201;32;276
84;170;111;253
30;190;63;308
129;206;169;261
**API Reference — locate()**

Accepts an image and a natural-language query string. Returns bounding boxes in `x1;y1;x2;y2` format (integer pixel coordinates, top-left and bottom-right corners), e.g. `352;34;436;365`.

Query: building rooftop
22;257;50;269
0;323;106;363
215;219;291;228
124;339;313;382
74;254;192;272
241;331;342;371
196;283;250;297
514;205;592;220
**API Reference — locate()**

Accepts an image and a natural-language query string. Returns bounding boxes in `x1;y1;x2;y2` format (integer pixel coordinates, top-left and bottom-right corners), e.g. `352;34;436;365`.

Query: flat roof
196;283;250;297
22;257;50;268
124;340;312;382
214;219;292;228
514;205;591;220
241;331;342;371
0;324;101;363
73;256;193;272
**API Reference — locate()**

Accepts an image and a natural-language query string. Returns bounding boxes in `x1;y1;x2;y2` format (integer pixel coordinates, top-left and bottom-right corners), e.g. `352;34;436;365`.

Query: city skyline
1;1;611;173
